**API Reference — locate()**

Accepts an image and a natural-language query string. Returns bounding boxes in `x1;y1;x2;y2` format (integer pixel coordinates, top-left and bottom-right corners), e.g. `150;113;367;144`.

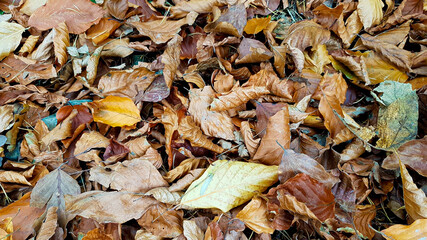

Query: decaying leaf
180;160;278;212
88;96;142;127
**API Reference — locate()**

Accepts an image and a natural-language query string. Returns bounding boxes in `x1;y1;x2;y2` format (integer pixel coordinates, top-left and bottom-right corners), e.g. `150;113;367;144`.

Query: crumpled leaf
399;159;427;220
357;0;384;29
87;95;142;128
98;67;157;101
105;0;128;20
180;160;278;212
28;0;104;34
89;158;168;193
382;136;427;176
188;86;235;140
235;38;273;64
0;217;13;240
137;202;183;238
145;187;182;205
210;86;270;112
240;121;260;157
169;168;206;192
31;168;81;228
171;0;227;18
131;11;197;44
279;149;339;189
253;108;291;165
19;35;39;55
353;205;376;239
244;16;271;34
19;0;48;15
205;4;247;37
381;219;427;240
183;220;204;240
53;22;69;69
178;116;224;153
162;34;183;89
0;21;25;61
163;158;207;183
41;109;77;148
65;191;158;223
372;81;418;149
236;197;274;234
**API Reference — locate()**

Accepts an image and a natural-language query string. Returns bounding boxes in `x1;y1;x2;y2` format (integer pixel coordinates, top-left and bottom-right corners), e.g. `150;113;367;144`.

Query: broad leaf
88;96;142;127
0;22;25;61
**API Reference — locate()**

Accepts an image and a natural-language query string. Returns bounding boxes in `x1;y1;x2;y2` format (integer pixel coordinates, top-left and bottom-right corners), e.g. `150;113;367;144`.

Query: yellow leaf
381;219;427;240
399;158;427;220
0;217;13;240
88;96;141;127
53;22;70;69
357;0;384;29
0;22;25;61
236;197;274;234
244;16;271;34
180;160;278;212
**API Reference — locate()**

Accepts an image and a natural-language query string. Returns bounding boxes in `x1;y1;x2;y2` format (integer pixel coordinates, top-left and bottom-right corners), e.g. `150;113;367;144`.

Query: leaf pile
0;0;426;239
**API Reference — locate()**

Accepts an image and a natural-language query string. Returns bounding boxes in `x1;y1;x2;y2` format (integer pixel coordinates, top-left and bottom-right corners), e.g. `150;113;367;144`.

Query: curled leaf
210;86;270;112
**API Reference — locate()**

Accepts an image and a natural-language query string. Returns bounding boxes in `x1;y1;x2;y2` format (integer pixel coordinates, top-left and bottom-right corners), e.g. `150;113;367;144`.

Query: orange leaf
381;219;427;240
88;96;142;127
244;16;271;34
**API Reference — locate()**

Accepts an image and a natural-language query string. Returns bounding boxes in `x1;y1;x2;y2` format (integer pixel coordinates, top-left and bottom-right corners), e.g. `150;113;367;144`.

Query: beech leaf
0;22;25;61
88;96;142;127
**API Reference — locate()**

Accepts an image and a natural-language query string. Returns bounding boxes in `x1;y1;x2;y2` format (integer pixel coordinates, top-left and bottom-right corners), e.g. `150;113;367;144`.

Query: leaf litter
0;0;425;239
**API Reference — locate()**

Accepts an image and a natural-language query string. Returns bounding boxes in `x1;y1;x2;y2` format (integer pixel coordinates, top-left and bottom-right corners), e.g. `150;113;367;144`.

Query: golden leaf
0;217;13;240
137;203;183;238
178;116;224;153
88;96;142;127
86;18;122;45
180;160;278;212
19;35;39;55
244;16;271;34
53;22;70;69
210;86;269;112
382;219;427;240
0;21;25;61
399;159;427;220
236;197;274;234
357;0;384;29
163;158;207;183
19;0;48;15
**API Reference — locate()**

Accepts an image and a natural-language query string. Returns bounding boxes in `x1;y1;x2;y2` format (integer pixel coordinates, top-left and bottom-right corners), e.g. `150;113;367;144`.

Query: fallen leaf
279;149;339;189
0;217;13;240
373;81;418;149
65;191;158;223
86;18;122;45
235;38;273;64
183;220;204;240
89;158;168;193
53;22;70;69
19;35;40;55
399;159;427;220
205;4;247;37
28;0;104;34
240;121;260;157
0;21;25;61
253;108;291;165
137;202;183;238
353;205;376;239
244;16;271;34
134;230;162;240
382;136;427;176
31;168;81;227
381;219;427;240
169;168;206;192
105;0;128;20
82;228;113;240
145;187;182;205
0;105;14;133
210;86;270;111
37;206;58;240
41;109;77;148
162;34;183;89
19;0;47;15
88;95;142;128
164;158;207;183
357;0;384;29
171;0;227;18
236;197;274;234
180;160;278;212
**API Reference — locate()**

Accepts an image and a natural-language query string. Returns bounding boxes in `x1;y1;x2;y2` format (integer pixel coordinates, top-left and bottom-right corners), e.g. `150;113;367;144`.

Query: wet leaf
88;96;142;127
180;160;278;212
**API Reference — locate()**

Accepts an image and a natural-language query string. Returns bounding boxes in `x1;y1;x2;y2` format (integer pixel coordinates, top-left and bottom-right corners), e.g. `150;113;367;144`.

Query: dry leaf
178;116;224;153
137;202;183;238
399;159;427;220
0;21;25;61
28;0;104;34
210;86;270;112
381;219;427;240
180;160;278;212
169;168;206;192
253;108;291;165
88;95;142;127
171;0;227;18
65;191;158;223
145;187;182;205
205;4;247;37
0;105;14;133
86;18;122;45
89;158;168;193
37;206;58;240
82;228;113;240
240;121;260;157
41;109;77;148
135;230;162;240
183;220;204;240
53;22;70;69
105;0;128;20
74;131;109;162
19;0;48;15
236;197;274;234
162;34;183;89
235;38;273;64
244;16;271;35
164;158;207;183
353;205;376;239
19;35;40;55
357;0;384;29
382;136;427;177
131;12;197;44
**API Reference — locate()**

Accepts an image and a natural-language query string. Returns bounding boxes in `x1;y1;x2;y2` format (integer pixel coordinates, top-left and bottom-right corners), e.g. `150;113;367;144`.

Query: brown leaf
162;34;183;89
86;18;122;45
313;4;351;47
98;67;157;101
382;136;427;177
319;92;354;145
0;105;14;133
211;86;269;111
28;0;104;34
279;149;339;189
240;121;260;157
53;22;69;69
89;158;168;192
41;109;77;148
145;187;182;205
137;202;183;238
188;86;235;140
178;116;224;153
205;4;247;37
236;197;274;234
399;159;427;220
82;228;113;240
244;16;271;35
183;220;204;240
37;207;58;240
131;12;197;44
19;35;39;55
163;158;207;183
277;173;335;221
106;0;128;20
253;108;290;165
74;131;110;162
235;38;273;64
0;192;45;240
169;168;206;192
171;0;227;18
353;205;376;239
56;105;93;148
312;72;348;104
65;191;158;223
103;139;130;163
0;55;57;85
